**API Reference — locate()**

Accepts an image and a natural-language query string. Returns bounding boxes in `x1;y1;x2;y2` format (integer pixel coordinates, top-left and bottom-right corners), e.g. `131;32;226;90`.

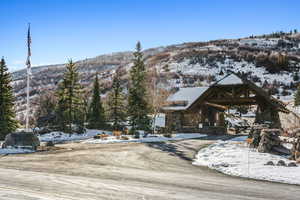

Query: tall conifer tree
107;70;126;131
295;85;300;106
0;58;18;139
55;60;85;133
128;42;151;132
87;75;106;129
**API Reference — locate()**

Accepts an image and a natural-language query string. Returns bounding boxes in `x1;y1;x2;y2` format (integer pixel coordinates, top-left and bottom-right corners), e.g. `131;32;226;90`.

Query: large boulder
288;162;297;167
276;160;286;166
257;129;290;155
264;161;275;166
2;132;40;150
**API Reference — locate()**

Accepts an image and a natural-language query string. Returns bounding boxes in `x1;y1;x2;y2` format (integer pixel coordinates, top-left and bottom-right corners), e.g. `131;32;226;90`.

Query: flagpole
25;23;31;132
26;58;30;132
26;69;30;132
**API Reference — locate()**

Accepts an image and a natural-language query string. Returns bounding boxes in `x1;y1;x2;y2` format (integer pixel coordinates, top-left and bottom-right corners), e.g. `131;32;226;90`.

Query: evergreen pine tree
55;80;68;132
107;70;126;131
293;73;299;82
219;69;224;76
163;64;170;72
87;75;106;129
0;58;18;139
128;42;151;133
295;85;300;106
55;60;85;133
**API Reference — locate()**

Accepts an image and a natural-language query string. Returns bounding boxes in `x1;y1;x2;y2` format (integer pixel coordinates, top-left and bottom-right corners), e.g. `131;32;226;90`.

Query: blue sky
1;0;299;71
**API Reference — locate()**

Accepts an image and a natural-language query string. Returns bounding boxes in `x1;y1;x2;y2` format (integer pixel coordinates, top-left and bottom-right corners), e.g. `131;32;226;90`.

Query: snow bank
38;129;112;143
38;129;206;144
0;148;34;155
193;137;300;185
84;133;207;144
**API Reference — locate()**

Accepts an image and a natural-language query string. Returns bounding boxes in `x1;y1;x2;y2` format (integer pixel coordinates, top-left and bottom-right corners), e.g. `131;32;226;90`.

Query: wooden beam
204;102;228;110
277;107;290;114
209;97;257;104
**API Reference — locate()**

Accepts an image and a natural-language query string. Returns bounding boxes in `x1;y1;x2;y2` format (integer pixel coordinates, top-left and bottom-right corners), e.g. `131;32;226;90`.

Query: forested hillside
12;31;300;123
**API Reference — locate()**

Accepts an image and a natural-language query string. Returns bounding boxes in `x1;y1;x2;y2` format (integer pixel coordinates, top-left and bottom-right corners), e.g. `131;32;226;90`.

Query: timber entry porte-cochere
163;73;289;134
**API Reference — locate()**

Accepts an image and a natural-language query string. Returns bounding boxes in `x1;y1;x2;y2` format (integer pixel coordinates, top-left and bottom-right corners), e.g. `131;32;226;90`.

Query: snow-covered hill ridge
11;32;300;120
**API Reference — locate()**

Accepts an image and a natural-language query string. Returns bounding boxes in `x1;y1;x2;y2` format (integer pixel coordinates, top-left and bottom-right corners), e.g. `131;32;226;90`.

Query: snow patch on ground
38;129;112;142
193;137;300;185
163;58;294;89
38;129;206;144
84;133;207;144
239;38;279;48
0;148;34;155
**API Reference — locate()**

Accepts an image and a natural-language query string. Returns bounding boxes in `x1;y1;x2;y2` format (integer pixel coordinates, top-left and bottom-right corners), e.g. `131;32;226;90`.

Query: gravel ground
0;138;299;200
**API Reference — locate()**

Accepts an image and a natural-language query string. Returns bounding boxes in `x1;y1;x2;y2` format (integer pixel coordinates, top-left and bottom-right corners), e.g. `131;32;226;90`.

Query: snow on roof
164;87;209;110
216;74;243;85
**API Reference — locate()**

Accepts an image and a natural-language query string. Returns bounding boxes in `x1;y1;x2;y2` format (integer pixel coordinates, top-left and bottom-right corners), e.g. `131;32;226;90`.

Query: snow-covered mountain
11;32;300;121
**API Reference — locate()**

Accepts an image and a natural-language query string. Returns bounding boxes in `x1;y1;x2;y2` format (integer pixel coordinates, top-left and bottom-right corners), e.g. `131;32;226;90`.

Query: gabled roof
214;73;243;85
163;74;245;111
163;87;209;111
163;72;289;113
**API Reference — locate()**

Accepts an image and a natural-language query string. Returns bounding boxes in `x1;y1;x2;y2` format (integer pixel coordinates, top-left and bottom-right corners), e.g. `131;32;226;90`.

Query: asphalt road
0;139;299;200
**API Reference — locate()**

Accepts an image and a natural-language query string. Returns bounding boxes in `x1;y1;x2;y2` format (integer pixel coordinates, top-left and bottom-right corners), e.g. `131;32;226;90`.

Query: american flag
26;24;31;65
26;23;31;67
